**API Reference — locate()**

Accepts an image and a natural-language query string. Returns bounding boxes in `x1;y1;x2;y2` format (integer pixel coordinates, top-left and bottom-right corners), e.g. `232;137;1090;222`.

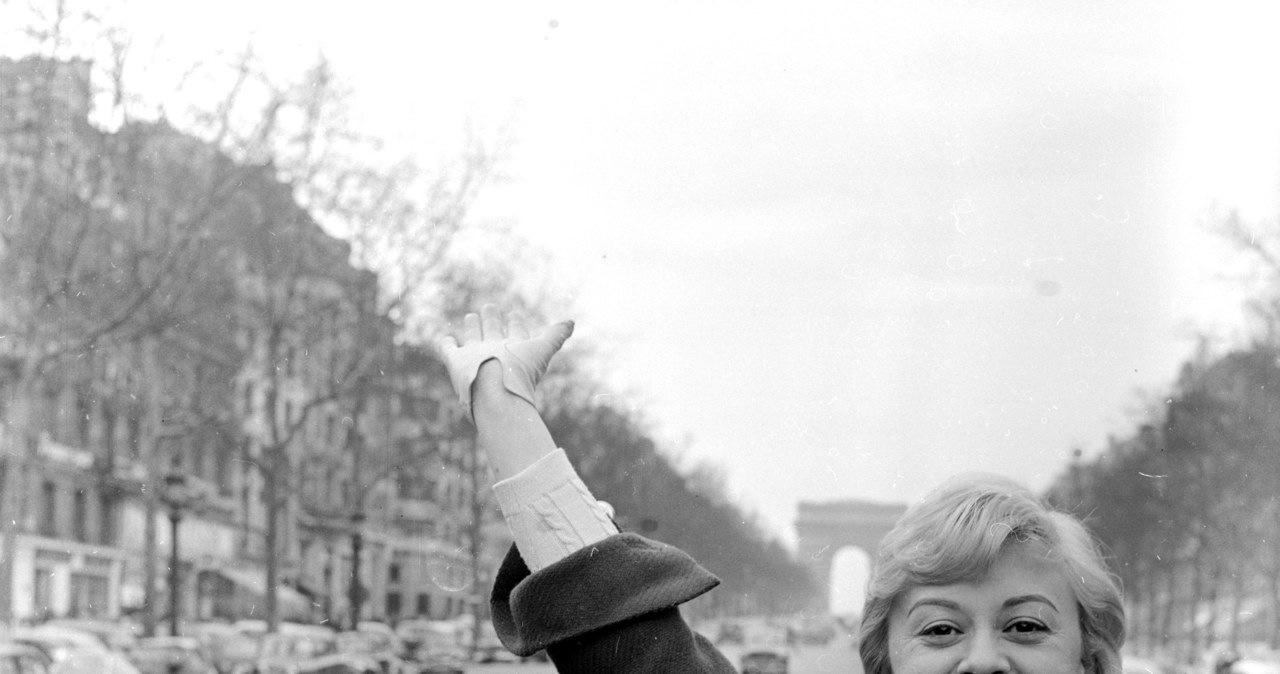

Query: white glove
435;305;574;423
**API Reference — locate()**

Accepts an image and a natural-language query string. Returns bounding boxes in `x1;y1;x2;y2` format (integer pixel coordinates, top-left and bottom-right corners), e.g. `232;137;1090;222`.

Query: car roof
0;641;47;657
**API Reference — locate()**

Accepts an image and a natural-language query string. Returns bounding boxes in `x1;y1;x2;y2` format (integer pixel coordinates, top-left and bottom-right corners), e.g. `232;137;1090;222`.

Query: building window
102;403;117;464
99;493;114;545
72;489;88;542
69;572;109;618
243;381;255;415
126;409;141;459
388;563;401;584
75;390;92;447
40;481;57;537
386;592;401;618
216;443;233;496
416;593;430;617
42;384;61;439
33;568;54;618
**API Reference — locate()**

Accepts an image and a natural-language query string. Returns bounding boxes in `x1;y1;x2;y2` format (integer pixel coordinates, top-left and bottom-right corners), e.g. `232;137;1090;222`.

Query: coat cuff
490;532;720;656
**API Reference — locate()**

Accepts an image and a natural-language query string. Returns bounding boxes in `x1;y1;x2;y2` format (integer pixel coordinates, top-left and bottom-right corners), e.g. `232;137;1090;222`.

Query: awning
206;567;312;620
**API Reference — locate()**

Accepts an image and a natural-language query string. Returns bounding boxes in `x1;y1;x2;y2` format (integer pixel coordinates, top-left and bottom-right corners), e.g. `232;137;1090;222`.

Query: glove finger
540;320;575;352
462;313;482;344
508;310;531;340
480;304;504;339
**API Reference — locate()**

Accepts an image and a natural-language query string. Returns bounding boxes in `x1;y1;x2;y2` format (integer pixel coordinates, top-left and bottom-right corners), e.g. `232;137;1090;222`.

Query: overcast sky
114;1;1280;569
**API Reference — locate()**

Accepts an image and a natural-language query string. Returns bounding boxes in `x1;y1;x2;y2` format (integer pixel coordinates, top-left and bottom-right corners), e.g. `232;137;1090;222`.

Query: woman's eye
920;623;960;637
1007;620;1048;634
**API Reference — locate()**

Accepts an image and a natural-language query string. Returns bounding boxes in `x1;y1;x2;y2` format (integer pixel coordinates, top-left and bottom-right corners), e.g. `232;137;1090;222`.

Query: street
463;634;864;673
718;634;863;674
466;663;556;674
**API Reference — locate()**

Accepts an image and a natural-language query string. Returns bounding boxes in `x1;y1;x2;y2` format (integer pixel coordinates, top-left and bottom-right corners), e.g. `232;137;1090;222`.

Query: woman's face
886;544;1085;674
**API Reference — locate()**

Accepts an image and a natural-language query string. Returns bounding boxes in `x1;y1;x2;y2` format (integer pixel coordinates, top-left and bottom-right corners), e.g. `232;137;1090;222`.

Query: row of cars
0;618;477;674
1122;647;1280;674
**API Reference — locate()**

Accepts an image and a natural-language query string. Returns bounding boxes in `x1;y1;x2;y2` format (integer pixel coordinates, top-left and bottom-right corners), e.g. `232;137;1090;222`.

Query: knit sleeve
492;448;618;572
490;533;737;673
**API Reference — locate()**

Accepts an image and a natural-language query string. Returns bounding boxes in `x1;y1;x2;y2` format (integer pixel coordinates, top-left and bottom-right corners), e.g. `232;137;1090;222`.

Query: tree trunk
142;489;159;636
1189;554;1204;660
1270;570;1280;650
0;367;38;625
265;454;280;632
348;525;363;629
1228;567;1244;652
141;339;166;636
0;434;21;626
1131;569;1148;652
345;379;368;630
1202;558;1220;654
1159;561;1177;651
1143;565;1159;653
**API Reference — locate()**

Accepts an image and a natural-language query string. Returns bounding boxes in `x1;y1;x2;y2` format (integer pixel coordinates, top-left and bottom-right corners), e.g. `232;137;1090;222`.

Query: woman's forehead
899;545;1075;611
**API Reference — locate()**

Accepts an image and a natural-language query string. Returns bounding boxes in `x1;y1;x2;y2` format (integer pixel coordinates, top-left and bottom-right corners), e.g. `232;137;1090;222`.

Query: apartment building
0;55;485;628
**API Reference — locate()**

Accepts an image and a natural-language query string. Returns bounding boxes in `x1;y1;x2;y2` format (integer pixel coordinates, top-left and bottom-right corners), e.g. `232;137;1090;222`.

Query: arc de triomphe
794;499;907;612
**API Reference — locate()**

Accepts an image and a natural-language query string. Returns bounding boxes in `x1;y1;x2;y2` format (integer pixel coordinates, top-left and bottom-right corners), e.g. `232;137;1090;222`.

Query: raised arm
435;305;736;673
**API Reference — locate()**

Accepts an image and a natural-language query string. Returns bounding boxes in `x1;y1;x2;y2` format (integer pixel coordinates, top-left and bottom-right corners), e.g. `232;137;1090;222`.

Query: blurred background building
0;55;496;631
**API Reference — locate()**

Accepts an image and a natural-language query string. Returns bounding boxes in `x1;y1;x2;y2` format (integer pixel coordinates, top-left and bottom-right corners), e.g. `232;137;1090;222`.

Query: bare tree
0;3;264;624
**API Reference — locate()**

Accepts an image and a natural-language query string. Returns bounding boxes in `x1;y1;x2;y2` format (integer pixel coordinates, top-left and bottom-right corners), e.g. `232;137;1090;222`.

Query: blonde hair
858;473;1124;674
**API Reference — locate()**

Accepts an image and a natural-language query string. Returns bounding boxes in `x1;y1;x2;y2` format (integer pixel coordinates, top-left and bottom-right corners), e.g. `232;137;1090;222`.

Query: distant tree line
542;381;818;618
1047;211;1280;658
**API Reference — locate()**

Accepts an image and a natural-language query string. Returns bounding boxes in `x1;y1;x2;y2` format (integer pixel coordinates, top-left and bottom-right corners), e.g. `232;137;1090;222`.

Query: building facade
0;56;493;629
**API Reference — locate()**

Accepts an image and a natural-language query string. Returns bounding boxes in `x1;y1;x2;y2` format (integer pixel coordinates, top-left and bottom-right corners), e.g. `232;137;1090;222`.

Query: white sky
110;1;1280;553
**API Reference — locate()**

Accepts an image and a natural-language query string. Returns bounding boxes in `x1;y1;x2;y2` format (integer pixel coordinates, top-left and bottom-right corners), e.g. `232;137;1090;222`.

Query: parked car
714;621;745;645
6;624;144;674
354;623;397;640
41;619;141;651
393;620;465;674
181;623;261;674
335;631;412;674
126;636;218;674
0;641;53;673
11;624;111;653
788;615;837;646
247;627;380;674
1230;659;1280;674
741;647;789;674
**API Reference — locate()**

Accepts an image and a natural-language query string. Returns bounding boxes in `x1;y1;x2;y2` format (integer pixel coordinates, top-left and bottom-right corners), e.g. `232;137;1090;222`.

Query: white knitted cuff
493;449;619;572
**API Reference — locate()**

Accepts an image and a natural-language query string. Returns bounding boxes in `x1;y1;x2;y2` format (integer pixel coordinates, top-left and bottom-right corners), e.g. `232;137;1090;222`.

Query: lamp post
160;472;199;637
348;510;366;629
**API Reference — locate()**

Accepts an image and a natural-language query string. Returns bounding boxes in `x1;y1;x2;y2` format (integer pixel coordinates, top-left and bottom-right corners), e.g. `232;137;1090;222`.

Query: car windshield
336;632;386;653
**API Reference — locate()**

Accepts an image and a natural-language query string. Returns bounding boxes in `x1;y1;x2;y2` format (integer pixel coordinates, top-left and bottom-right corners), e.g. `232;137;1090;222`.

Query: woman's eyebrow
907;598;961;616
1002;594;1058;611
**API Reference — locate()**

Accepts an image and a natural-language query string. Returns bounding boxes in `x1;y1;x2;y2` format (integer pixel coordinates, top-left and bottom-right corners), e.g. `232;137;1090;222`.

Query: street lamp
160;472;200;637
348;509;366;629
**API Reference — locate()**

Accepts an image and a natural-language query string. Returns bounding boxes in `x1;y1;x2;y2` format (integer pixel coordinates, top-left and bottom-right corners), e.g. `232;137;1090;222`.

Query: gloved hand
435;304;574;423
